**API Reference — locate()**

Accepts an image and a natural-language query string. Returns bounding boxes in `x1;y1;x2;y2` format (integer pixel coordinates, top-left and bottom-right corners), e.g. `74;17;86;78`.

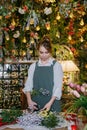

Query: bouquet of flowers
65;83;87;116
39;110;59;128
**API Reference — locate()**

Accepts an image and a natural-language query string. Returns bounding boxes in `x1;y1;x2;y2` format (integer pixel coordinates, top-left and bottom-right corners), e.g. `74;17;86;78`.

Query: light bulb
80;19;84;26
30;18;34;25
45;22;50;30
26;26;30;30
5;35;9;41
68;35;72;40
69;12;74;18
36;26;40;31
80;36;84;42
56;13;61;20
0;15;2;20
56;31;60;38
22;37;27;43
11;19;16;26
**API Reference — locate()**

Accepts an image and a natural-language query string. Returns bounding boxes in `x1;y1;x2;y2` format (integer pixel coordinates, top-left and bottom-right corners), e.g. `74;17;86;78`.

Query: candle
71;125;77;130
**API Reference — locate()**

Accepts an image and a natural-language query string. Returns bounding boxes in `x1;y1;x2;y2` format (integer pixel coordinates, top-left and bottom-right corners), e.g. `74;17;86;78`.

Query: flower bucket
76;115;87;130
53;126;68;130
0;118;8;126
0;118;17;126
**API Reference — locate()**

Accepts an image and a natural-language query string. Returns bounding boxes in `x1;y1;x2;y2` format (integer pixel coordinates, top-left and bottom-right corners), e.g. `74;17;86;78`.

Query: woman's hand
41;101;52;111
26;92;38;111
28;100;38;111
41;96;56;111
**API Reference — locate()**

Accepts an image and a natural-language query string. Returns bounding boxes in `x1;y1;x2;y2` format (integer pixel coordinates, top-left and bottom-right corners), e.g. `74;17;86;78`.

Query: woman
23;36;63;112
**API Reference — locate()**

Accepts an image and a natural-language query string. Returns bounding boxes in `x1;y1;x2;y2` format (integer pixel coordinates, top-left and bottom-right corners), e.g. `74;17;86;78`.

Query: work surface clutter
1;110;86;130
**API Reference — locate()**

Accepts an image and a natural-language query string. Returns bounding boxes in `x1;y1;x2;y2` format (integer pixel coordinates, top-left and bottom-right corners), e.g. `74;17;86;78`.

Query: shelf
0;61;35;109
4;60;36;64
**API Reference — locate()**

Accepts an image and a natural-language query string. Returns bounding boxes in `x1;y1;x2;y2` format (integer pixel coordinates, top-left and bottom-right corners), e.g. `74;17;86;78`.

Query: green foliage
74;95;87;109
66;95;87;116
1;107;23;123
41;111;59;128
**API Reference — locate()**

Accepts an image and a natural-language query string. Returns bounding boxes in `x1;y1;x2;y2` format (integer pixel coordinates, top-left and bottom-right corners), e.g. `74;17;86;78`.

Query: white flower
44;7;52;15
18;8;25;14
13;31;20;38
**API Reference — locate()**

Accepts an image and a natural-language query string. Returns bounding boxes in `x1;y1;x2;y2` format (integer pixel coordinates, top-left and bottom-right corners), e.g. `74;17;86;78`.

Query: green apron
32;60;61;112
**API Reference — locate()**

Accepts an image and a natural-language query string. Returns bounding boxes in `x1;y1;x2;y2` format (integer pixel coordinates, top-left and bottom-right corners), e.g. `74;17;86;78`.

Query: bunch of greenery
1;107;23;123
39;110;59;128
67;95;87;115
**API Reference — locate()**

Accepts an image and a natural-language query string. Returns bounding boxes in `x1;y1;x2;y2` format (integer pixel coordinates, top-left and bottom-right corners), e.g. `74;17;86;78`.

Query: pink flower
23;5;28;12
71;90;80;98
76;84;81;92
80;86;85;93
69;83;75;88
82;83;87;88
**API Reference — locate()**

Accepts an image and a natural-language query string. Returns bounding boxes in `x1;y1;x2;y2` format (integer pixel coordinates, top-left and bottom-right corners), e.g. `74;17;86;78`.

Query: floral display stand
76;115;87;130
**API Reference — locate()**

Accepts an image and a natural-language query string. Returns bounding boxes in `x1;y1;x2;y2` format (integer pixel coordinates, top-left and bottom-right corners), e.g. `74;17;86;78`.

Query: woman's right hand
28;100;38;111
26;92;38;112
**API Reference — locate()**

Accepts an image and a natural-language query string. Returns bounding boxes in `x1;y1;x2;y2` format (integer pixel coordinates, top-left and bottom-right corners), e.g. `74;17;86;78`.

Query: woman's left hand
41;96;56;111
41;102;52;111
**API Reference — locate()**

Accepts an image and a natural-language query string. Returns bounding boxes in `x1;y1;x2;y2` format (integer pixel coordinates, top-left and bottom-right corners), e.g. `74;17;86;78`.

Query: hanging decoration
84;0;87;10
58;1;72;17
26;10;39;27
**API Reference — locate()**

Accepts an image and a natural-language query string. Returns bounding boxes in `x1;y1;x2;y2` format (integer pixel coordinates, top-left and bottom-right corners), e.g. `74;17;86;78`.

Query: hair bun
43;35;50;42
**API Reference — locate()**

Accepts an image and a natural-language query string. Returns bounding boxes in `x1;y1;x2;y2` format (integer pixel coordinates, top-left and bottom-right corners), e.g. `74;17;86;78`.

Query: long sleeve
52;61;63;100
22;63;36;93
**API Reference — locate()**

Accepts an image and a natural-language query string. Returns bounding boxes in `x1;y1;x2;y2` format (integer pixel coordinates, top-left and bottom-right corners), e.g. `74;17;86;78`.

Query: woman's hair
37;35;52;53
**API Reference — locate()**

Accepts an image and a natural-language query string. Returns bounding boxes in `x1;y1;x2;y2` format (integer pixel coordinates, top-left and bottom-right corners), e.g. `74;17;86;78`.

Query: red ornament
71;125;77;130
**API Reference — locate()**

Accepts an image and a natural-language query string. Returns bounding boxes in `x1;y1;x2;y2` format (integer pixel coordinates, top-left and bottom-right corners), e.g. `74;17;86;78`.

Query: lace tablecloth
0;121;72;130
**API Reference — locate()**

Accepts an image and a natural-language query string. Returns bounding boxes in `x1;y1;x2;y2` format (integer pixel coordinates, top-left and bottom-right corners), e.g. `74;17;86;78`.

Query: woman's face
39;45;51;61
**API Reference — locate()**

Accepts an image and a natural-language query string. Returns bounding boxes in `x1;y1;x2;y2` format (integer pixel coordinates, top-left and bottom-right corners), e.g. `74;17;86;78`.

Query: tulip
69;83;75;88
80;86;85;93
76;84;81;92
73;90;80;98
